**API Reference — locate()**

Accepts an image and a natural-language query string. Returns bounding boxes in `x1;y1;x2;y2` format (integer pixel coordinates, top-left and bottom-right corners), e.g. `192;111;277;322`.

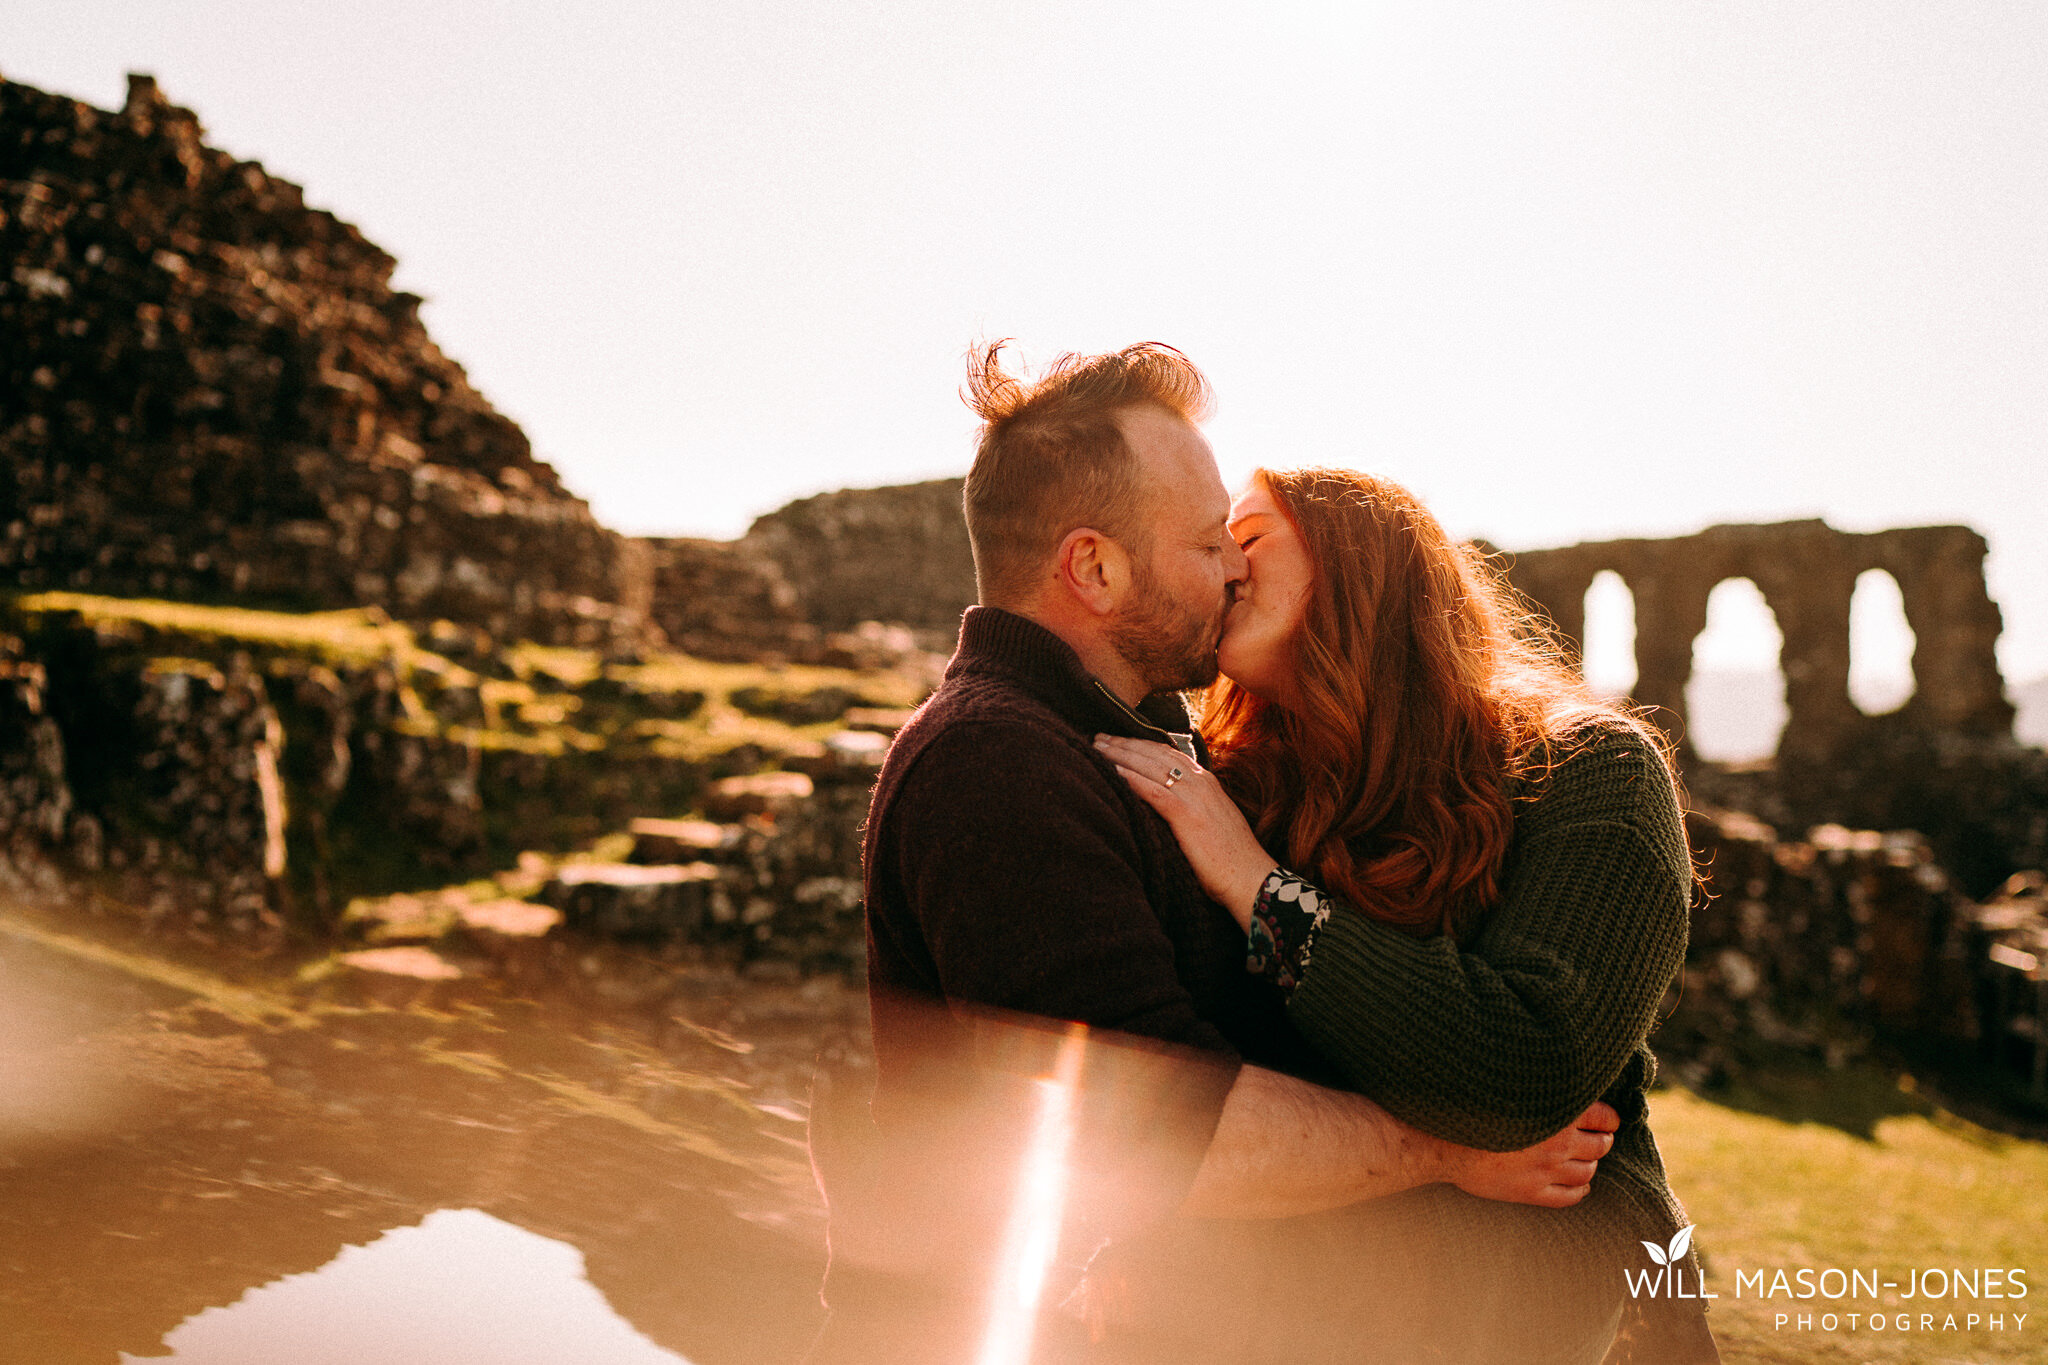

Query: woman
1095;467;1717;1364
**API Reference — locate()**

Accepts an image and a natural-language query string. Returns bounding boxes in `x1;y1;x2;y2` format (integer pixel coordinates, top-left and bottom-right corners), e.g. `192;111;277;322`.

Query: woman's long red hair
1201;467;1671;940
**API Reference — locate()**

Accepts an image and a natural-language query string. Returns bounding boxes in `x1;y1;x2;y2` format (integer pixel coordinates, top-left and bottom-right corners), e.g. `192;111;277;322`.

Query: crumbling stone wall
642;537;817;663
128;656;289;938
715;489;2016;776
535;755;877;976
1502;519;2013;761
0;590;938;950
1;612;297;940
740;478;975;634
0;642;71;892
1;74;645;647
1669;806;2048;1106
3;603;669;938
1665;809;1975;1080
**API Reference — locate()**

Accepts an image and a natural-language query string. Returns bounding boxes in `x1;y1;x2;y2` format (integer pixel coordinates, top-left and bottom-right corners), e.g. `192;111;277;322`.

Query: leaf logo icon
1640;1240;1668;1266
1668;1225;1695;1263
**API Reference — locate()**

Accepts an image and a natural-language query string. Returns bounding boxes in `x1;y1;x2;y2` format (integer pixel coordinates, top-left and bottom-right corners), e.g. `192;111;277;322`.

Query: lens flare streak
974;1024;1089;1365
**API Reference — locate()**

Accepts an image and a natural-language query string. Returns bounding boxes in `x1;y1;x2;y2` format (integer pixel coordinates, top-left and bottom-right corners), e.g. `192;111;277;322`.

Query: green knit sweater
1285;716;1695;1246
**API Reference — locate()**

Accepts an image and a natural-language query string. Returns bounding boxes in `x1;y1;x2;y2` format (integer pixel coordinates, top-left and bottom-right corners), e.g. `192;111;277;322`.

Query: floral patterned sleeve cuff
1245;866;1335;994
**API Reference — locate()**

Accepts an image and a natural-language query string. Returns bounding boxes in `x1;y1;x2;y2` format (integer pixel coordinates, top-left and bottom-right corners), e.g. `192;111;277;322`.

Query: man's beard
1109;562;1228;695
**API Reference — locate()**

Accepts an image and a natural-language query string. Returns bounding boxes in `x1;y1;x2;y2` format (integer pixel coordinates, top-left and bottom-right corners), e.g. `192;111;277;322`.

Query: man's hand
1433;1101;1619;1208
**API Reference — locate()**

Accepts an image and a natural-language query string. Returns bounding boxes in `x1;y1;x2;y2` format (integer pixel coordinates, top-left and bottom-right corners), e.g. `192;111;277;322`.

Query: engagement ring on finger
1165;766;1184;787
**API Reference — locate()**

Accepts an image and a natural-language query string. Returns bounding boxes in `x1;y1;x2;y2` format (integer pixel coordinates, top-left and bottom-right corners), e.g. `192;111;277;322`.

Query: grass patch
1653;1072;2045;1362
502;640;605;687
12;591;415;666
610;654;926;710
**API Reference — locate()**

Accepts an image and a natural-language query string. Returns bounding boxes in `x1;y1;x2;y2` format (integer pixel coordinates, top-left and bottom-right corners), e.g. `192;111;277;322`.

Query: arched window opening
1580;571;1639;698
1685;578;1788;762
1848;569;1916;716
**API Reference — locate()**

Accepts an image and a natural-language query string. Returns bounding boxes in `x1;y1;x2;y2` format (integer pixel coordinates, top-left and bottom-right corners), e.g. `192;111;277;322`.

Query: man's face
1107;406;1248;694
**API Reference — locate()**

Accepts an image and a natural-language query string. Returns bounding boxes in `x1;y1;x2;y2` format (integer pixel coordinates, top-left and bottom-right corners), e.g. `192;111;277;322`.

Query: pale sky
7;2;2045;681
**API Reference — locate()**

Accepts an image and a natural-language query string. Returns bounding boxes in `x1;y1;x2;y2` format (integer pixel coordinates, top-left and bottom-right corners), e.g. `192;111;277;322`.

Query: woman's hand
1431;1101;1619;1208
1094;734;1276;929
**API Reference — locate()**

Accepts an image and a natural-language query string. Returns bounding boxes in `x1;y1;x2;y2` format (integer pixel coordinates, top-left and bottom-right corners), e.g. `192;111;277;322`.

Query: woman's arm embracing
1285;724;1692;1151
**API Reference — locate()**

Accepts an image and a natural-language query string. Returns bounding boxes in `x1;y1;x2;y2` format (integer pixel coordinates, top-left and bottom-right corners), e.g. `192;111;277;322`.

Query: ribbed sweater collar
947;606;1200;751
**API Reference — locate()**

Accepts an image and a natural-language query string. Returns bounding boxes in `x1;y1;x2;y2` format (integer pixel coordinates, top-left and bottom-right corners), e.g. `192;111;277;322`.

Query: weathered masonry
1502;520;2013;761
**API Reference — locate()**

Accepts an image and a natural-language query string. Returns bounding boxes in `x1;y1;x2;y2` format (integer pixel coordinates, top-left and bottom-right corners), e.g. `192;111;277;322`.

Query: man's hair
961;341;1213;604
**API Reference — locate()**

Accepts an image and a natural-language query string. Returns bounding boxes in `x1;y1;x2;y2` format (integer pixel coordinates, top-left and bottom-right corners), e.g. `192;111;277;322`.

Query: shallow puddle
0;902;864;1365
129;1209;689;1365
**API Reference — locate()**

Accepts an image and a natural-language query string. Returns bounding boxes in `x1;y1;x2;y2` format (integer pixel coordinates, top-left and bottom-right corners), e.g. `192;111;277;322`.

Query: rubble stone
1970;873;2048;1099
542;862;723;940
627;817;739;865
702;771;815;821
338;945;464;981
1664;807;1983;1083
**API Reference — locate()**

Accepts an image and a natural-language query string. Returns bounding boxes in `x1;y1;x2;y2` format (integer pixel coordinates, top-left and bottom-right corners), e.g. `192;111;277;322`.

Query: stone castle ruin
3;74;2044;1109
0;72;926;664
1506;520;2013;762
2;74;649;647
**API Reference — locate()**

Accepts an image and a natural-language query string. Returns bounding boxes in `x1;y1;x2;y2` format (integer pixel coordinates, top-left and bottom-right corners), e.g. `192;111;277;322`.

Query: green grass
10;590;922;760
606;652;927;708
12;590;416;665
1654;1074;2046;1363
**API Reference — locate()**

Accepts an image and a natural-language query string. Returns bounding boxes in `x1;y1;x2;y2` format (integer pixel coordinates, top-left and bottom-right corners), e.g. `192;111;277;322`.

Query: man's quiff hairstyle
961;341;1214;604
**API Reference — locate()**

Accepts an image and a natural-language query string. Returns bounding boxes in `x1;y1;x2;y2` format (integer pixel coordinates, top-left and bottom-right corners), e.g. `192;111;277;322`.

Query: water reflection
0;902;860;1365
131;1209;690;1365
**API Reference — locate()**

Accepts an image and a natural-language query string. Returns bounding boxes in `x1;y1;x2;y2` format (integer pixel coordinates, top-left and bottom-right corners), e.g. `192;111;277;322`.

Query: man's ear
1055;527;1132;618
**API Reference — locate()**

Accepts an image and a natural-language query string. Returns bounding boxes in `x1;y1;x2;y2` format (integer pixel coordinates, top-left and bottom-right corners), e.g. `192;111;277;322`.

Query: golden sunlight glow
975;1022;1090;1365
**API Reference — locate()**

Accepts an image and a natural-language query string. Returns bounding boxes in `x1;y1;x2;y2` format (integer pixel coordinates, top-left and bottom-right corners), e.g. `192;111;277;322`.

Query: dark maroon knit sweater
861;606;1323;1179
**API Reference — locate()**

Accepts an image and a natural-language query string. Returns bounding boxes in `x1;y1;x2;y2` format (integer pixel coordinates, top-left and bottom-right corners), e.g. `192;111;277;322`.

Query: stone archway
1685;578;1789;763
1579;571;1639;699
1498;520;2011;762
1848;569;1916;716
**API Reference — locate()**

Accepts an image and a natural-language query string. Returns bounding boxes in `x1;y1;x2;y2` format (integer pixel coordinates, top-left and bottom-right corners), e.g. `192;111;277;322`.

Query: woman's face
1217;481;1314;708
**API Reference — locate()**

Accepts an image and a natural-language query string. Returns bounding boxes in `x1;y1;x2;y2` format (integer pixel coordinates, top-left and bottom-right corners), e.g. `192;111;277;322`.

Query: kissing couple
810;343;1718;1365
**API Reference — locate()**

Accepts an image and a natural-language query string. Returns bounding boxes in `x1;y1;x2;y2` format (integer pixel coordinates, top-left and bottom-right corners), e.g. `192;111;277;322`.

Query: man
817;343;1615;1360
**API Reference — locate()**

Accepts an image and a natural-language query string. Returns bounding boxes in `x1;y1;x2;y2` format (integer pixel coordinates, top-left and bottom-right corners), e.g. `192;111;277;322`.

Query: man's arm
1181;1065;1619;1220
